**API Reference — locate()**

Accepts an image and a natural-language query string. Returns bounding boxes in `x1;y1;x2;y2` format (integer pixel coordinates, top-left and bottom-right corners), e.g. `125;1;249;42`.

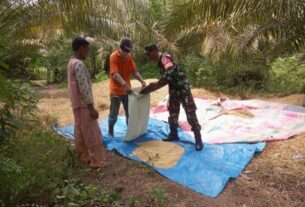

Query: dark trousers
168;92;201;131
108;94;129;130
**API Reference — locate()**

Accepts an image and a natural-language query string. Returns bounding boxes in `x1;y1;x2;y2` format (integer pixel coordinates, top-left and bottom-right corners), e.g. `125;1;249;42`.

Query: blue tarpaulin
53;117;265;198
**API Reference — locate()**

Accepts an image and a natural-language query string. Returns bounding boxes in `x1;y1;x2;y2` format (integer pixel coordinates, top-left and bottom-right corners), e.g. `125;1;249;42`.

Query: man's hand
123;83;132;94
88;104;99;120
139;80;167;94
141;81;147;89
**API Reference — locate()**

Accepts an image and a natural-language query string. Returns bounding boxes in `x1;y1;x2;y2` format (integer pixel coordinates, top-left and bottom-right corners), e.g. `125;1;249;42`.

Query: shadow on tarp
284;104;305;113
53;116;265;198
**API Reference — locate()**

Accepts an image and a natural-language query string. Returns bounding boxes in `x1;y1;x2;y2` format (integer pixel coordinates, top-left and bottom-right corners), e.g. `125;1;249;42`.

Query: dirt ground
38;79;305;207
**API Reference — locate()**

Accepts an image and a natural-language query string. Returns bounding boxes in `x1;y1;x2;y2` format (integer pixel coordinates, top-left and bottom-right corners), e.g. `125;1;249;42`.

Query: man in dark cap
108;37;146;137
140;44;203;151
67;37;108;168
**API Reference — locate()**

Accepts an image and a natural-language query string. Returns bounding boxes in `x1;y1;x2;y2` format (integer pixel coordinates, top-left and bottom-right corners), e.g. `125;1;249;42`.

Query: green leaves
52;179;124;206
0;154;21;174
267;54;305;94
159;0;305;62
0;76;38;137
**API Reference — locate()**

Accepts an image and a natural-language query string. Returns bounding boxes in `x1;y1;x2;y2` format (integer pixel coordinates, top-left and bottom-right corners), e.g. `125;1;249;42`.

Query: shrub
266;54;305;94
182;55;218;88
181;55;268;93
137;61;160;79
94;71;109;82
0;130;73;205
0;129;124;206
0;76;38;137
216;59;268;91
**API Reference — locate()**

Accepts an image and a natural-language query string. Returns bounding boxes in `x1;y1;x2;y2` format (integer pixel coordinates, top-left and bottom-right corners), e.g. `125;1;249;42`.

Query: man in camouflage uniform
140;44;203;151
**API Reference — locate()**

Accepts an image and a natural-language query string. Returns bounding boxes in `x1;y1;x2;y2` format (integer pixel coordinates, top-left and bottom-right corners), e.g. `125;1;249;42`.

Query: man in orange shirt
108;37;146;137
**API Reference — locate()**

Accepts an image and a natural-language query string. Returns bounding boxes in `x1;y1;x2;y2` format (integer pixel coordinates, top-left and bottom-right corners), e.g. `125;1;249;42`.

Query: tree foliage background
1;0;304;84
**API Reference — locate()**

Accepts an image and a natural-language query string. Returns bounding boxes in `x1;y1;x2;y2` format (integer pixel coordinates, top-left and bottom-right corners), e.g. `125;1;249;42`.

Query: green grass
0;126;124;206
152;187;166;207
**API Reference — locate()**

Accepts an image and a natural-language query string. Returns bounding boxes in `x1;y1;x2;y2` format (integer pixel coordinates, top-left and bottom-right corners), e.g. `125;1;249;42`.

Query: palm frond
159;0;305;61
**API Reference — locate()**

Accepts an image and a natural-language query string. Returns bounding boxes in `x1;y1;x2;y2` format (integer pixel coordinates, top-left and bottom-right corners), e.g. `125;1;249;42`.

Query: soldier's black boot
163;125;179;142
194;129;203;151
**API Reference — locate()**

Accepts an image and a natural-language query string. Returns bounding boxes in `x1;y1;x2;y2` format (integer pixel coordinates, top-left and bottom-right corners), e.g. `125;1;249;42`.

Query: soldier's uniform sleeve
159;54;174;84
160;54;174;70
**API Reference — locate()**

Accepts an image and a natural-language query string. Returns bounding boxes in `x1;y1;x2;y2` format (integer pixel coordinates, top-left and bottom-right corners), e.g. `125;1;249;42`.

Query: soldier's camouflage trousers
168;92;201;131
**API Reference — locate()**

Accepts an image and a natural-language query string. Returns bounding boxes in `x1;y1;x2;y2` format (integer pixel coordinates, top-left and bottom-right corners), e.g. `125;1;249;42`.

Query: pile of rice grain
132;140;184;168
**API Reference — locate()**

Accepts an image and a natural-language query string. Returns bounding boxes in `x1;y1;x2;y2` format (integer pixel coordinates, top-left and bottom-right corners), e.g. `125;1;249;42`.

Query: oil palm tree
157;0;305;62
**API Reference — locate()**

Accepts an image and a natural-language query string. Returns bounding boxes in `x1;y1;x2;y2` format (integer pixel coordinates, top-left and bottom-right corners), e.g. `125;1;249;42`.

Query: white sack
124;87;150;141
